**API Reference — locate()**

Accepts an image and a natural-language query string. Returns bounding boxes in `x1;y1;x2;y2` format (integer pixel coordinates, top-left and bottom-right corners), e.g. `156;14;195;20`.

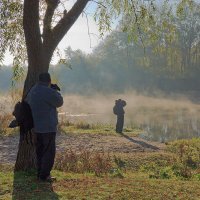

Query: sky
54;1;103;61
3;1;104;65
52;12;102;64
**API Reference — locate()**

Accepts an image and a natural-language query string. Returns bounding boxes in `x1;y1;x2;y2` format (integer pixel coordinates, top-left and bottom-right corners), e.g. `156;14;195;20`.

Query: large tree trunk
23;50;53;95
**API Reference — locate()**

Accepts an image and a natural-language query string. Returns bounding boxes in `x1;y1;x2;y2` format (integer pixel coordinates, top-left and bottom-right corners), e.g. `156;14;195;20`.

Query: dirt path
0;133;165;164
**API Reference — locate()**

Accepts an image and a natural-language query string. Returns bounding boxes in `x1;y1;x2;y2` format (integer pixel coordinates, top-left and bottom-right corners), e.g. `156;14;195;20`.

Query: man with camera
26;72;63;182
113;99;126;134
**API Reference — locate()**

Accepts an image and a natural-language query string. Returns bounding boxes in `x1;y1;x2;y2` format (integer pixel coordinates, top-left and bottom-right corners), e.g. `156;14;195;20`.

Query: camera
51;84;60;91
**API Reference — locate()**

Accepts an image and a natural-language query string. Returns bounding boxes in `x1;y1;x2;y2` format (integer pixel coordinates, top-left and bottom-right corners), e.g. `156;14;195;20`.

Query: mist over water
2;91;200;142
61;92;200;142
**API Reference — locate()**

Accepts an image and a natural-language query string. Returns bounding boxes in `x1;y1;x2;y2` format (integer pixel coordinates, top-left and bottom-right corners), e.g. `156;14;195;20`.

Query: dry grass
0;95;19;136
55;149;114;176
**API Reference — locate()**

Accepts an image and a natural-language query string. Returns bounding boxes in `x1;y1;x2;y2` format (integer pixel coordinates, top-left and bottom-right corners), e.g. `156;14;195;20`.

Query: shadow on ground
12;170;59;200
121;133;160;150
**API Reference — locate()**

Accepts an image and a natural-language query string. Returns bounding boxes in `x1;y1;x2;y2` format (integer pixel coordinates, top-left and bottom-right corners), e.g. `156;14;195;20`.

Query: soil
0;133;165;164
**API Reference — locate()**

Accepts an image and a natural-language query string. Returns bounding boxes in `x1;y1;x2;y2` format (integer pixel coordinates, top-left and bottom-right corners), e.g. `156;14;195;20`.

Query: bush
141;162;174;179
167;138;200;169
166;138;200;179
0;114;14;136
75;122;90;129
141;139;200;180
55;149;113;176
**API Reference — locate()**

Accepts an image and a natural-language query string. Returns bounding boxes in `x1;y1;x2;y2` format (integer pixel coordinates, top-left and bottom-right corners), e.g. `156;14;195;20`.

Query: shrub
166;138;200;179
55;149;113;176
75;122;90;129
141;162;174;179
167;138;200;169
114;156;126;171
142;139;200;180
0;114;14;136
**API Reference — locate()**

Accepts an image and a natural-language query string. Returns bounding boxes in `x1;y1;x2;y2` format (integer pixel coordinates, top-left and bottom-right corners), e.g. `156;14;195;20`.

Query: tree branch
23;0;42;63
50;0;89;50
130;0;146;53
43;0;59;39
90;0;106;8
83;11;92;48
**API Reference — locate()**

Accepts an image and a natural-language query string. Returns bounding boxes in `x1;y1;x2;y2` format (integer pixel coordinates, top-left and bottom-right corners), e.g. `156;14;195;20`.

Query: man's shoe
38;175;56;182
116;131;123;134
8;119;18;128
46;176;57;182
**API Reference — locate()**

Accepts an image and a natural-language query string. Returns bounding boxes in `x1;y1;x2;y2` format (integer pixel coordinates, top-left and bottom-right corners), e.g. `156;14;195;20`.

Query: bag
113;105;118;115
121;100;126;107
10;100;34;144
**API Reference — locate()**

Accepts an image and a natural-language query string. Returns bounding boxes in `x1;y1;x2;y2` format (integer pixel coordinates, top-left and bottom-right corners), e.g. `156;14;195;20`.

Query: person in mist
113;99;126;133
26;72;63;182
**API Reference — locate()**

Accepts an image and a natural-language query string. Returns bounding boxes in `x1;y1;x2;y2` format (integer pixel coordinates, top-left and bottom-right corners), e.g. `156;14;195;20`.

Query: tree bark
15;0;89;171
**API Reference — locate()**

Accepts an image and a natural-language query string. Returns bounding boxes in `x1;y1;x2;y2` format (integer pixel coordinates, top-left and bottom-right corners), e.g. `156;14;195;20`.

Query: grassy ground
1;122;200;200
1;165;200;200
59;122;141;137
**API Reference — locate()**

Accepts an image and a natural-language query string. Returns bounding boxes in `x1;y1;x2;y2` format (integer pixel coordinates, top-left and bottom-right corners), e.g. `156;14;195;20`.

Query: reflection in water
139;116;200;143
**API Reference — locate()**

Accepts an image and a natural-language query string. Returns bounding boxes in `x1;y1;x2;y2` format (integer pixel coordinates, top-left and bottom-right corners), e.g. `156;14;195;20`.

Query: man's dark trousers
36;132;56;180
116;114;124;133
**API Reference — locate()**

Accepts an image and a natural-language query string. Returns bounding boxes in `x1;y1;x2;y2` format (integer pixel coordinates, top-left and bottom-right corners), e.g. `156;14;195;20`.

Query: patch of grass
0;149;199;199
167;138;200;164
55;150;127;177
115;152;173;171
0;163;14;172
137;138;200;180
59;122;116;135
61;125;116;135
0;113;18;137
1;168;200;200
166;138;200;179
0;169;13;200
59;121;141;136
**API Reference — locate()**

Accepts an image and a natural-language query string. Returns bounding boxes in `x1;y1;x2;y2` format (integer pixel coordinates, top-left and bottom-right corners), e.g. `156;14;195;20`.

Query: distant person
113;99;126;133
26;72;63;182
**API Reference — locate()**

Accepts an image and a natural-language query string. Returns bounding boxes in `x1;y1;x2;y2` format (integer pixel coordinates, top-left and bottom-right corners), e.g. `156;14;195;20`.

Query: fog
61;92;200;138
60;92;200;141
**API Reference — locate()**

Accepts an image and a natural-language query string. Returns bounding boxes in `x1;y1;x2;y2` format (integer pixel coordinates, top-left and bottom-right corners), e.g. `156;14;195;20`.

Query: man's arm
46;88;63;108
